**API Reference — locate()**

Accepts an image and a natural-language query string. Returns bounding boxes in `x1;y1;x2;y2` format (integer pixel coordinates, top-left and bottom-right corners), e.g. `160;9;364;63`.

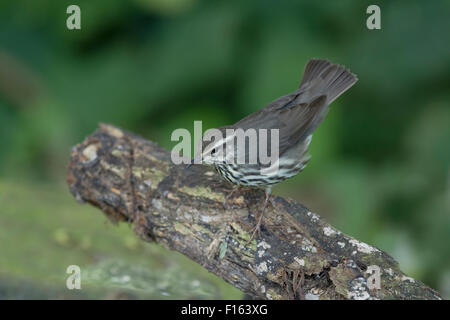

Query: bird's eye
211;148;217;156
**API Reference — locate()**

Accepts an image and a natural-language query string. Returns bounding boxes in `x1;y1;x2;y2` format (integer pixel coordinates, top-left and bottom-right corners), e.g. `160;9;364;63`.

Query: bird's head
189;128;233;167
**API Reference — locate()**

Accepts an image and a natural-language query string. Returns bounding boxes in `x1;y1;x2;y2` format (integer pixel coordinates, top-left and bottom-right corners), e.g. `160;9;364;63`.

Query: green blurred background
0;0;449;299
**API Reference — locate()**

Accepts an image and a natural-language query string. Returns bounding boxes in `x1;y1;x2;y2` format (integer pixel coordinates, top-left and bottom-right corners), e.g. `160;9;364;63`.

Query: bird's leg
248;186;272;242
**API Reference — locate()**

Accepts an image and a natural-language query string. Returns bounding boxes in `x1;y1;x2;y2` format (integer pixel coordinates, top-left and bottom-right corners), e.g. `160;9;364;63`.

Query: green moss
111;149;123;157
173;222;193;236
230;222;257;252
133;166;168;189
191;223;214;237
179;186;225;202
101;160;126;179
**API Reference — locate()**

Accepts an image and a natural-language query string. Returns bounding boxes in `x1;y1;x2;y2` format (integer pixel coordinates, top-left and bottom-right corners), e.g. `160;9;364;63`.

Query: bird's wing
230;93;328;157
232;91;301;130
277;95;328;155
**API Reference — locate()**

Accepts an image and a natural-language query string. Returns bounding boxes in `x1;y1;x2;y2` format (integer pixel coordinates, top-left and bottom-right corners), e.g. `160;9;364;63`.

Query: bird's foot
247;190;275;243
222;186;251;210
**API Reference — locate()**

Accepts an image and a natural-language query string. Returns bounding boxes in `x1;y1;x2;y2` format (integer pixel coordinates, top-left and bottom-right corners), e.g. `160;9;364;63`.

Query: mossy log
66;123;442;300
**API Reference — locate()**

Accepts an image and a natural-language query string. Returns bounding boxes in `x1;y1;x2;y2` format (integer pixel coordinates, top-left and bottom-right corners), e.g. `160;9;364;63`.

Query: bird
189;59;357;240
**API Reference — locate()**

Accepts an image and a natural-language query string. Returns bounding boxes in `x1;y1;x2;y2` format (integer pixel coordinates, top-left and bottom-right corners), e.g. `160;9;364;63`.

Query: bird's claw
246;194;274;244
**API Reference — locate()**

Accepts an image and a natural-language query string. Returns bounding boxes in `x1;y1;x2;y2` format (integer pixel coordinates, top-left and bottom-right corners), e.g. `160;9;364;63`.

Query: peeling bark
66;124;442;300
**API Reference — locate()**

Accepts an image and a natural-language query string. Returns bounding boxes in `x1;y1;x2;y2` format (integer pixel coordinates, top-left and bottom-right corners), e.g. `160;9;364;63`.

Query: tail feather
321;64;358;104
299;59;332;88
299;59;358;104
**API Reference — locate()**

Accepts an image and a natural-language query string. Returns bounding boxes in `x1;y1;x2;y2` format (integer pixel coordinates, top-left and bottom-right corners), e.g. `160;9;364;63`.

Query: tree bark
66;123;442;300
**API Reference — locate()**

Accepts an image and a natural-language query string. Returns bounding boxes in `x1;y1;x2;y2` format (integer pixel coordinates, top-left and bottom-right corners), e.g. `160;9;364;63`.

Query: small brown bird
190;59;357;240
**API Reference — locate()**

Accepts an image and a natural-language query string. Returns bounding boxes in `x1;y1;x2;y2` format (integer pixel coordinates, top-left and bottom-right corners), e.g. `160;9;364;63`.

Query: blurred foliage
0;0;449;298
0;181;240;299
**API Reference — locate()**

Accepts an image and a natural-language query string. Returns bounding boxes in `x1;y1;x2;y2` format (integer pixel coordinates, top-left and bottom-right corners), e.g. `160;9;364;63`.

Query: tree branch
66;124;442;300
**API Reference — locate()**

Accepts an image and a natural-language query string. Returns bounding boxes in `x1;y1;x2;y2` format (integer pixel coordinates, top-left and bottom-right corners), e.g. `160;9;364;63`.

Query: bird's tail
299;59;358;104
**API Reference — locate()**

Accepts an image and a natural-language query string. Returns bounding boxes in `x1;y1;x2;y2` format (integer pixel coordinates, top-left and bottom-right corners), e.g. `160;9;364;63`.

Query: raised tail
299;59;358;104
